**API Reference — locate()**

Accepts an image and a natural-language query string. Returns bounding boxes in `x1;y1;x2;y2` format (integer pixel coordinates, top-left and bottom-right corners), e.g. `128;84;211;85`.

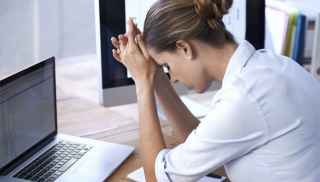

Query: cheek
170;62;209;92
168;63;180;79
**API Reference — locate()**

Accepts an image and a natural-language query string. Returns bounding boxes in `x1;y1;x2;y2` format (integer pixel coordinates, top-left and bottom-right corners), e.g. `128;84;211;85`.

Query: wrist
136;80;155;97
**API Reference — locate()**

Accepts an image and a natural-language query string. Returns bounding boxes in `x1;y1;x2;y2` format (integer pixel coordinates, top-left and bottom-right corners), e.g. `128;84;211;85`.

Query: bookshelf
265;0;320;79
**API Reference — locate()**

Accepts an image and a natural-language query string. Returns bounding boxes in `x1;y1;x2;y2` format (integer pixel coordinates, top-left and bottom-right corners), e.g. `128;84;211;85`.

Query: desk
57;91;228;181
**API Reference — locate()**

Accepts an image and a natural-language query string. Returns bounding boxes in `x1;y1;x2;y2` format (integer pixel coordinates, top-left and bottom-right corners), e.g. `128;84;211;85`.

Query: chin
194;85;208;93
196;87;207;93
194;82;211;93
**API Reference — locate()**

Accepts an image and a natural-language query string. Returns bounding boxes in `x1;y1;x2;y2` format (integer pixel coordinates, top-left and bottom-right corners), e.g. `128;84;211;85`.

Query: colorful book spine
292;13;306;64
283;8;298;57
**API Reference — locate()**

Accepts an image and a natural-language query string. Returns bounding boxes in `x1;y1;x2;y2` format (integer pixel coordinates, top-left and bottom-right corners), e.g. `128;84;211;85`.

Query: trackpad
58;148;115;182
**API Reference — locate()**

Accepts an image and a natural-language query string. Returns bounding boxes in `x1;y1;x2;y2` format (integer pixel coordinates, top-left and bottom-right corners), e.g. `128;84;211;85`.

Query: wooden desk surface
57;91;228;181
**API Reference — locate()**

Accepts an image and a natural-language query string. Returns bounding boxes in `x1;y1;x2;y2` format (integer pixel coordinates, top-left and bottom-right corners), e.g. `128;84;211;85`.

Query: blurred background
0;0;99;103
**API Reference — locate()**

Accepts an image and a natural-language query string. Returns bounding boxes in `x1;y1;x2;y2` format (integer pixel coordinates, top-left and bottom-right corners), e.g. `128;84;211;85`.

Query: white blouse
155;41;320;182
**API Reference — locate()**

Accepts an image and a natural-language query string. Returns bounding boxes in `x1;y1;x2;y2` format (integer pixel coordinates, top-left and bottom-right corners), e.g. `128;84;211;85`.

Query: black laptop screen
0;59;57;170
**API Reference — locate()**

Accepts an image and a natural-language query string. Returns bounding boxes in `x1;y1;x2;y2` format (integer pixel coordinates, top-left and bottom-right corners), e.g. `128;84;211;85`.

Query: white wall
0;0;96;77
36;0;60;62
0;0;37;76
60;0;96;58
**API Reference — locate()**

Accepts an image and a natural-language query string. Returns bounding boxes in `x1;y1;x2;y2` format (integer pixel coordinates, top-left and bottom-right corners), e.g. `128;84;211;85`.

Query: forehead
148;48;176;65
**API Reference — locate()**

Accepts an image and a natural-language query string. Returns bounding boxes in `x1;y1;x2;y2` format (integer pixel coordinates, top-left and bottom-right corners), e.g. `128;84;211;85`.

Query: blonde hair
143;0;235;52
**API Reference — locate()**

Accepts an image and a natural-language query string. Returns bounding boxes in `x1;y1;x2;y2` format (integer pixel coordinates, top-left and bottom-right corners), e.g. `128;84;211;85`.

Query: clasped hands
111;18;159;89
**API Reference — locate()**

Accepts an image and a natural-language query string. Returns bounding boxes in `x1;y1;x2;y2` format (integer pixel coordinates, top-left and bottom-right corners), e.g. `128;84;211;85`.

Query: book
292;13;306;64
266;0;319;67
302;16;316;64
271;0;320;78
310;13;320;79
282;7;299;56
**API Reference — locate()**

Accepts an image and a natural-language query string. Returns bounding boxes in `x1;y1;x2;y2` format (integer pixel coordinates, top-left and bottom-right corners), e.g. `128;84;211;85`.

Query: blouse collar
222;40;256;86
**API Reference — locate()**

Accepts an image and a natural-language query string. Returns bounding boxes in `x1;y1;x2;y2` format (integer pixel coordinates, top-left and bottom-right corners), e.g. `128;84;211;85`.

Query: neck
200;42;238;81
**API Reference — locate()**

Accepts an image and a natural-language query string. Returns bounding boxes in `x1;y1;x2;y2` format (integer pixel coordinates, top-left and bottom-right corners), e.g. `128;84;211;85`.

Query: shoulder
230;50;296;100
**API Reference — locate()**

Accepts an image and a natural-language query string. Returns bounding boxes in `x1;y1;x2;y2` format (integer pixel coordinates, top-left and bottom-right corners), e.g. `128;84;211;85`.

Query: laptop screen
0;58;57;170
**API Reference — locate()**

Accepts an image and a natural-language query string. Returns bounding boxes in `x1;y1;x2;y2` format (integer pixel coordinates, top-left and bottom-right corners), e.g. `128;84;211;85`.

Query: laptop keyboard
14;141;92;182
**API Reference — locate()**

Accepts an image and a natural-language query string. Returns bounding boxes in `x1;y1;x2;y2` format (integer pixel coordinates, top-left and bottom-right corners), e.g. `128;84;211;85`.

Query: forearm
155;73;199;143
136;84;166;182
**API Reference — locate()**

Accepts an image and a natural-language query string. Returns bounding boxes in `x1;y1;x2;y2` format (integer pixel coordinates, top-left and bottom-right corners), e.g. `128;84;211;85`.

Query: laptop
0;57;134;182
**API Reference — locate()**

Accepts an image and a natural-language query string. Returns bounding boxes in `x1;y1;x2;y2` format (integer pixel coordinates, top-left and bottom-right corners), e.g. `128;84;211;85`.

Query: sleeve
154;86;268;182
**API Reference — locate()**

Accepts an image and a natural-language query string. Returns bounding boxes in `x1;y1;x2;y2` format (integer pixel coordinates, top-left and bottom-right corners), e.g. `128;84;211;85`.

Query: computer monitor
94;0;265;107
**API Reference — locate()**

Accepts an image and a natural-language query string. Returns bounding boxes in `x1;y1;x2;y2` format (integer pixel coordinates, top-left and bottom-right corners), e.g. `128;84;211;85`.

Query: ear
175;40;194;61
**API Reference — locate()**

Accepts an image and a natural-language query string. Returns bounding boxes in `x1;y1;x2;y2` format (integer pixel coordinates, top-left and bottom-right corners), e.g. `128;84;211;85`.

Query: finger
129;18;141;35
111;37;120;49
118;34;126;53
130;18;142;34
118;34;128;45
127;18;137;46
124;30;140;41
112;49;122;63
136;34;149;58
133;22;142;35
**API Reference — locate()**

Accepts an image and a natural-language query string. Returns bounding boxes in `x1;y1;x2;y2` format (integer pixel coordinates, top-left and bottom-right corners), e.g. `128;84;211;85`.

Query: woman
111;0;320;181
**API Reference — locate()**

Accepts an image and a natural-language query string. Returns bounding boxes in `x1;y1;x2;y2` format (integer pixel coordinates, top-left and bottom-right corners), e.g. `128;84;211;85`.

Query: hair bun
194;0;233;20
